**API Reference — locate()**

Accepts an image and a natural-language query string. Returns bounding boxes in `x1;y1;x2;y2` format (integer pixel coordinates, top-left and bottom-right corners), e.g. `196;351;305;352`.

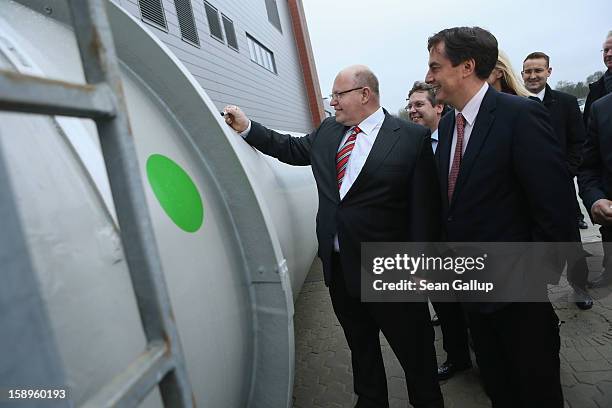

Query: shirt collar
455;82;489;127
431;129;439;141
355;107;385;135
536;87;546;101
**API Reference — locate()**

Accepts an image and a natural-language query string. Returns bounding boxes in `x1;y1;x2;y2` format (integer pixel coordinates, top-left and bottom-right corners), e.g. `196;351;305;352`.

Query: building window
222;14;238;51
174;0;199;46
264;0;282;33
247;34;277;74
204;1;224;42
138;0;168;30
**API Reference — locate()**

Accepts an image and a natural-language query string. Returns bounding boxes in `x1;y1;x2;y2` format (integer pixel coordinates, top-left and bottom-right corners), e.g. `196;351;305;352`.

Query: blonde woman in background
487;50;533;97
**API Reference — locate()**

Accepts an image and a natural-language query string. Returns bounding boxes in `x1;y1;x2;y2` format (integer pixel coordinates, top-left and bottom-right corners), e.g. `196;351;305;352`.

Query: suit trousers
566;239;590;289
600;227;612;274
329;253;443;408
566;180;589;288
467;302;563;408
432;302;471;367
572;180;585;222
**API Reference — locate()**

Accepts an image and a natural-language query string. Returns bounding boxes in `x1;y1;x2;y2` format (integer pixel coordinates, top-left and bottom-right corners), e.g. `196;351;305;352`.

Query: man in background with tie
223;65;443;408
407;80;473;381
425;27;575;407
407;81;444;154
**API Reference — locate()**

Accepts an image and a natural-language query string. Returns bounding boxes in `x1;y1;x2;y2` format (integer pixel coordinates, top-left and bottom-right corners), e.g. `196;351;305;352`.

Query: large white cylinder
0;1;318;406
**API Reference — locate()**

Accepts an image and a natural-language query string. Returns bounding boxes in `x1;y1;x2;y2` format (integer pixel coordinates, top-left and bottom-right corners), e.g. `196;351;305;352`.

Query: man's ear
362;87;372;103
434;104;444;115
462;59;476;78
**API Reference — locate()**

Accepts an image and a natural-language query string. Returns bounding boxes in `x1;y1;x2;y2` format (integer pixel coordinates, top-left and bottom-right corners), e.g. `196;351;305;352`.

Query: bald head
338;65;380;98
330;65;381;126
604;31;612;70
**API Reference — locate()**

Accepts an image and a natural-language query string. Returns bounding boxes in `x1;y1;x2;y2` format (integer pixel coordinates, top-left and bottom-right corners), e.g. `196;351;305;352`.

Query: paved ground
292;217;612;408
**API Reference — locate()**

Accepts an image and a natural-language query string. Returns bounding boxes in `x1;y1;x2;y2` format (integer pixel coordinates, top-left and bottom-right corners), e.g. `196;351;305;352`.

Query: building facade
116;0;323;132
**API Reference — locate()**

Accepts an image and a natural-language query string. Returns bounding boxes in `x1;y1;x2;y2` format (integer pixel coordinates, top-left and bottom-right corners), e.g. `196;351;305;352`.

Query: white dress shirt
536;87;546;101
431;129;439;154
334;107;385;250
338;107;385;199
448;82;489;174
239;107;386;252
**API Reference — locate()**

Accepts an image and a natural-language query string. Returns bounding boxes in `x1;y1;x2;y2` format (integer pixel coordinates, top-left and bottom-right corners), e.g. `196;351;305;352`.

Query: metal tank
0;1;317;406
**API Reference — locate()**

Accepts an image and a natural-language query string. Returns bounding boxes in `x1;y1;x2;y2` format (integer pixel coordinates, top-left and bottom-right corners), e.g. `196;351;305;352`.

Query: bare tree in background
555;70;604;98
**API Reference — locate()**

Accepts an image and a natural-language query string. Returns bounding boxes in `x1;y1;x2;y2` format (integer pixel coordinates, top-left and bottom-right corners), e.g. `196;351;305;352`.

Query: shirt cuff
239;121;252;138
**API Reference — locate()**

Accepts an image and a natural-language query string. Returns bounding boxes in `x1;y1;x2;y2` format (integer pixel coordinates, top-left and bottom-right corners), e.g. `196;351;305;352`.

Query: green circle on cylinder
146;154;204;233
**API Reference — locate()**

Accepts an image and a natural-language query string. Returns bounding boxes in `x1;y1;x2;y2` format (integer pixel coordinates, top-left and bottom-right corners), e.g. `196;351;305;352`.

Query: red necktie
448;113;465;202
336;126;362;189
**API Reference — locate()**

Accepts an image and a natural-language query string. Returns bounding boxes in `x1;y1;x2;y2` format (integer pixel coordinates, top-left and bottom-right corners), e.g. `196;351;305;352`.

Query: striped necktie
448;113;465;202
336;126;362;189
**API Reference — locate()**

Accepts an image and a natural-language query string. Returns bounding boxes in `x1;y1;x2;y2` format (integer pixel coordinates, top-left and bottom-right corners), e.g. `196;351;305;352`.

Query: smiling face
522;58;551;94
330;71;366;126
407;91;442;131
425;42;465;108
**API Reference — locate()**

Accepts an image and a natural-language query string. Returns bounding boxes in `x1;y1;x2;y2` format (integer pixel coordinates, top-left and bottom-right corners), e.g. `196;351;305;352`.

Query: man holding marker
224;65;443;407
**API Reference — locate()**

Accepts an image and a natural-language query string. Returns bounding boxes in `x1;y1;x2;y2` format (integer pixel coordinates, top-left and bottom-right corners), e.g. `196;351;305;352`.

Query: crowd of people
222;27;612;408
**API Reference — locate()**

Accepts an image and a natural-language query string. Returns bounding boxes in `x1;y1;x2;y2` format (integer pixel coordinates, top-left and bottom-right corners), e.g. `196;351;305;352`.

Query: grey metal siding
117;0;313;132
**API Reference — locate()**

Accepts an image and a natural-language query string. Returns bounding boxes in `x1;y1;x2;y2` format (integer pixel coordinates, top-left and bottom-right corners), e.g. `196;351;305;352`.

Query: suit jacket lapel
542;84;555;108
342;112;400;201
450;87;497;208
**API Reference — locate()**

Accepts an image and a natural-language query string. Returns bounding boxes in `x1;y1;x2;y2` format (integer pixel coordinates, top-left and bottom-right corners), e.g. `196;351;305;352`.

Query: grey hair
354;69;380;96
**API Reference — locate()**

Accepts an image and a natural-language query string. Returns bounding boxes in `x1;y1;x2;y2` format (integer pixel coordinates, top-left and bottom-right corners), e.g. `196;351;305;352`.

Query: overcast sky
301;0;611;113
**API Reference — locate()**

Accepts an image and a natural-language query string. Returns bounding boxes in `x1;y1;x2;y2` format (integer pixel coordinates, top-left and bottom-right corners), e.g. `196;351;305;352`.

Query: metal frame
0;0;194;406
0;136;71;408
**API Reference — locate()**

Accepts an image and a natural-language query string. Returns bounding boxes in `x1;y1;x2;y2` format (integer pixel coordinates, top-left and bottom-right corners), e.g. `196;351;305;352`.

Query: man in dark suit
579;93;612;288
407;80;472;380
425;27;575;407
583;31;612;128
406;81;443;154
223;65;443;408
521;51;593;309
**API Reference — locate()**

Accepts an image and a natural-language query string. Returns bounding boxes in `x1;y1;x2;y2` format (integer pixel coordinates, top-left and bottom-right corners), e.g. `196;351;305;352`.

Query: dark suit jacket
438;87;575;243
437;87;575;309
578;93;612;213
246;111;441;296
583;72;609;128
542;84;586;176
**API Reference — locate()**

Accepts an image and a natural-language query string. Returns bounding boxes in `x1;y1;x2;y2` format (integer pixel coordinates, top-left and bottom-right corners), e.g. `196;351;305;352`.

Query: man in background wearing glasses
407;81;473;381
583;31;612;128
580;31;612;289
223;65;444;408
406;81;444;154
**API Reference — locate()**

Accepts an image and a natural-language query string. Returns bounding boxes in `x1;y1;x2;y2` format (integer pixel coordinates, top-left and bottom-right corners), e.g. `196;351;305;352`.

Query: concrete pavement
292;218;612;407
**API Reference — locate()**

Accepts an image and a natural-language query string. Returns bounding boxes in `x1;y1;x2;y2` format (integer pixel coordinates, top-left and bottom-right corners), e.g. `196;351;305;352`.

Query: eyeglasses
405;101;428;111
329;87;365;100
